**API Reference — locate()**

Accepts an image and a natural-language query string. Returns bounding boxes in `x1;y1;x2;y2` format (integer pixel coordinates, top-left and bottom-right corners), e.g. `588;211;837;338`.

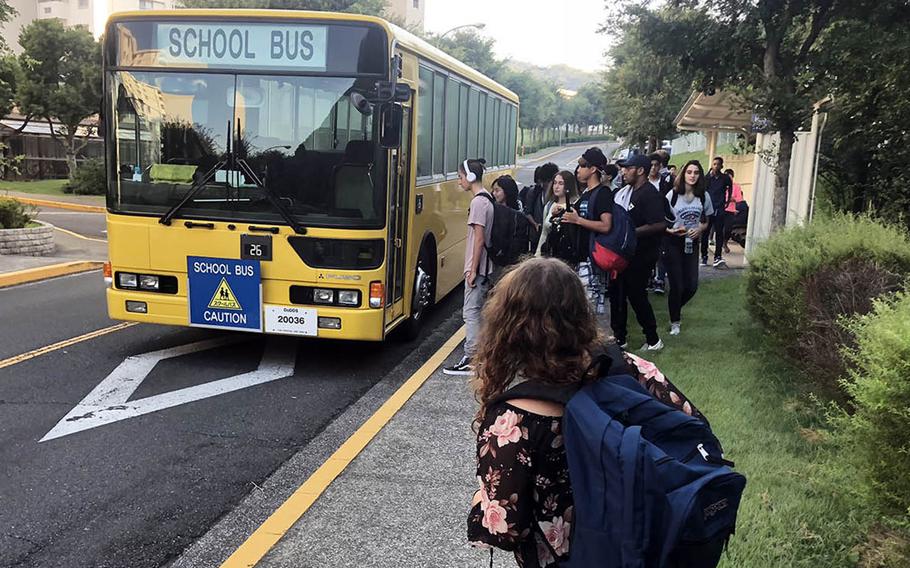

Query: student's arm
563;211;613;234
467;223;485;288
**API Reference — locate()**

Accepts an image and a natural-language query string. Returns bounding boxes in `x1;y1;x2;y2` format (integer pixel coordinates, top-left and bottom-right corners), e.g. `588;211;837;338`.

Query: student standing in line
522;162;559;253
536;170;579;258
647;153;673;295
701;157;733;267
663;160;713;336
610;154;667;351
467;257;602;567
562;148;614;313
722;168;744;253
444;158;495;377
492;175;523;212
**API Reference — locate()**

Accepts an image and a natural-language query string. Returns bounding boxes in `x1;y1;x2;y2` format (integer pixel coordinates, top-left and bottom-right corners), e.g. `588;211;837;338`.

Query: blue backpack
496;355;746;567
586;186;637;274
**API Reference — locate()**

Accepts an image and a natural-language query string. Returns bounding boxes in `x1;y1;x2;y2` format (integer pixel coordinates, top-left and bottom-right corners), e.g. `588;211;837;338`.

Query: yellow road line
10;196;105;213
0;322;137;371
221;325;467;568
0;260;104;289
53;225;107;243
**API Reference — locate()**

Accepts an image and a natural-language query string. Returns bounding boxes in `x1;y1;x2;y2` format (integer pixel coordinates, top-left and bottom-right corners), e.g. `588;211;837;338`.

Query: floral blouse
467;402;573;567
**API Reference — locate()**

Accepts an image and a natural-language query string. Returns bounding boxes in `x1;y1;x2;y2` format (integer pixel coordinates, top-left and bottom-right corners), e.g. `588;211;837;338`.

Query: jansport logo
703;498;729;520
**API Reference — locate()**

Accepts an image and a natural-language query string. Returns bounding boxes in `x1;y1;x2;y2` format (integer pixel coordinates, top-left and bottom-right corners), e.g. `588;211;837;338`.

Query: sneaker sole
442;368;473;376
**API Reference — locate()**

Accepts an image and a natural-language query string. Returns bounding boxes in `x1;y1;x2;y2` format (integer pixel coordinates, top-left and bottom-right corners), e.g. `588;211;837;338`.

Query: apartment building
386;0;425;32
2;0;175;52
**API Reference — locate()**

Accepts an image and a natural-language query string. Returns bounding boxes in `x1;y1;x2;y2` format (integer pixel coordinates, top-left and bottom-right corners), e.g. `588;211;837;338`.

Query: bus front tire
400;249;435;340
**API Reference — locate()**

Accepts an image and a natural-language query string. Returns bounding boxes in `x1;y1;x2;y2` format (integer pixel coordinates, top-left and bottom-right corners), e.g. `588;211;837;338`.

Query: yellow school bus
102;10;519;341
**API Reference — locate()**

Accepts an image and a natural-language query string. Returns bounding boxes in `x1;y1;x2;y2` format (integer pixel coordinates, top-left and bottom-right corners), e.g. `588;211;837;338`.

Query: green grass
0;179;69;196
669;143;736;170
628;274;882;566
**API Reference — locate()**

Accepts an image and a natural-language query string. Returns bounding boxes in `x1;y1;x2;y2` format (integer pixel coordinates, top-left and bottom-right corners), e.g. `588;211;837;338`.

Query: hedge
746;214;910;389
840;291;910;517
0;197;33;229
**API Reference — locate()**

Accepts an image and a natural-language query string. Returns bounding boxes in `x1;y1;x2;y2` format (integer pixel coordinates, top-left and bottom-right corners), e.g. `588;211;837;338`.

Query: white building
385;0;425;32
2;0;175;52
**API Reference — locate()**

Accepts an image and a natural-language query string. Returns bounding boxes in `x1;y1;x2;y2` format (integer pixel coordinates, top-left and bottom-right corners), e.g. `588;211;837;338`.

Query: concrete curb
10;196;106;213
0;260;103;289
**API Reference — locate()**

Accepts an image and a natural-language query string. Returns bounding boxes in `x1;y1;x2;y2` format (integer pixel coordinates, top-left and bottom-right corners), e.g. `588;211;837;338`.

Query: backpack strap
489;342;633;407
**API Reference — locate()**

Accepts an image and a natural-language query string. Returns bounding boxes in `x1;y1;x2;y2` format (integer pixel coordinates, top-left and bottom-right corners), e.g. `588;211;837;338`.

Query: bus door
385;103;412;325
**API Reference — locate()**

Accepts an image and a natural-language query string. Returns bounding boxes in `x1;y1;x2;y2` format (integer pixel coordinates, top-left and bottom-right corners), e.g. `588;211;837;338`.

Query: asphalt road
35;207;108;240
0;272;463;568
0;141;617;568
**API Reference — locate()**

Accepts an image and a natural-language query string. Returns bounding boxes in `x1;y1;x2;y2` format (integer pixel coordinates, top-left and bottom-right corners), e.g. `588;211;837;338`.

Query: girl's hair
547;170;579;204
492;175;521;210
473;257;602;425
673;159;707;199
458;158;486;183
724;168;735;178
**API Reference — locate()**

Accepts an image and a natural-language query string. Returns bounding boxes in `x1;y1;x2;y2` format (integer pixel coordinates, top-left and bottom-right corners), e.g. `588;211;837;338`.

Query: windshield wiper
158;160;226;226
236;158;308;235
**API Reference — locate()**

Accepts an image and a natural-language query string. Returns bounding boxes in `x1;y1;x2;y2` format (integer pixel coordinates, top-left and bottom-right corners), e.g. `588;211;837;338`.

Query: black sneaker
443;356;473;376
713;257;727;268
700;257;708;267
653;283;665;295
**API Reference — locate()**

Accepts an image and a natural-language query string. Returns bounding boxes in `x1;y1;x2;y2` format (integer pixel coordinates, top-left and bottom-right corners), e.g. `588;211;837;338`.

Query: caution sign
187;256;261;332
208;278;242;310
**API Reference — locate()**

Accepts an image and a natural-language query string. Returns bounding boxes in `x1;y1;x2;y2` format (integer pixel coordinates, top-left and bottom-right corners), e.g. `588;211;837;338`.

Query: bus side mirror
380;103;403;149
394;84;411;103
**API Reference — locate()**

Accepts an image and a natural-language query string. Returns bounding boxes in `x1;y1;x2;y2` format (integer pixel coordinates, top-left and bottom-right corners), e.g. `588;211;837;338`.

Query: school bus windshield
105;19;389;229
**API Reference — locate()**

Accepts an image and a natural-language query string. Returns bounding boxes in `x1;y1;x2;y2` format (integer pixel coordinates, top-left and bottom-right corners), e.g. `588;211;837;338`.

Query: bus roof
106;9;518;103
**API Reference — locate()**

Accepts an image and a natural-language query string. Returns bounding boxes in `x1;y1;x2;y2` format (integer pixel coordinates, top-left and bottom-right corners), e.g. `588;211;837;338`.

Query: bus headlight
337;290;359;306
118;272;138;289
313;288;335;304
139;275;160;291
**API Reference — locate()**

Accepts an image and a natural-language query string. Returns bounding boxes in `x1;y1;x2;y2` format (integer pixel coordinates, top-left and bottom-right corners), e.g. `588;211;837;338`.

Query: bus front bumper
106;288;389;341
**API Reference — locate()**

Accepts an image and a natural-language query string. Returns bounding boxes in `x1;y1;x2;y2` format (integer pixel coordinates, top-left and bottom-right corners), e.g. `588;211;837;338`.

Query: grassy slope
0;179;68;195
629;275;869;567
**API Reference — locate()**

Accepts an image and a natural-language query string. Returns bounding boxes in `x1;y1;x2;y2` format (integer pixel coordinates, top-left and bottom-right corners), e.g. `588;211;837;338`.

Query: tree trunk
65;134;78;179
770;130;795;234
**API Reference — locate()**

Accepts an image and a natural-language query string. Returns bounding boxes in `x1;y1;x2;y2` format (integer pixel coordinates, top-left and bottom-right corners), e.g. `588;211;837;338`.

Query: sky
424;0;611;72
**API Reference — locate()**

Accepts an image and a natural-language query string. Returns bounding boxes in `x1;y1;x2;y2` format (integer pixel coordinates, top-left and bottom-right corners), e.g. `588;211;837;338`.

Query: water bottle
684;236;693;255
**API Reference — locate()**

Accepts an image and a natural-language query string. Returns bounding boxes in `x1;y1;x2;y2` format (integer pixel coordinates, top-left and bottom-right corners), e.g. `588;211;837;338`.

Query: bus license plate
264;305;317;336
241;234;272;261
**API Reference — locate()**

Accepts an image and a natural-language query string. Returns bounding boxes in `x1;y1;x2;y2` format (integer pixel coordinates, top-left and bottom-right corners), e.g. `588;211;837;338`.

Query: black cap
617;154;651;171
581;147;608;169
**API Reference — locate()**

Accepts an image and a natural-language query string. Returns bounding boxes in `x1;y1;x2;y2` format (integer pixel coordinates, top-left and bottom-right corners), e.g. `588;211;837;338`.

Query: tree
0;0;15;51
600;20;689;152
0;55;19;118
17;19;101;178
178;0;387;14
814;10;910;227
621;0;903;233
426;30;506;81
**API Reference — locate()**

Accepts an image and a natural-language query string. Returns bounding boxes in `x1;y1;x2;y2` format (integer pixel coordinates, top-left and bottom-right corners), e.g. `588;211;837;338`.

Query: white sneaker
713;258;727;268
640;339;664;351
669;322;681;336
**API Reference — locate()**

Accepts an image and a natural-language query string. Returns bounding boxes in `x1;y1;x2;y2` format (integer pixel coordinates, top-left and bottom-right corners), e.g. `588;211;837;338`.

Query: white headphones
463;160;477;183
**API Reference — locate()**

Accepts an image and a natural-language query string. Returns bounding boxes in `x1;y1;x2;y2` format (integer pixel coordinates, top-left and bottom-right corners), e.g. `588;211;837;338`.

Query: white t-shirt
666;192;715;231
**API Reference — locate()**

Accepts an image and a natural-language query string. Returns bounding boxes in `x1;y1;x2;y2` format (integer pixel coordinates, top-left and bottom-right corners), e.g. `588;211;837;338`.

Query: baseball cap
580;147;608;169
617;154;652;171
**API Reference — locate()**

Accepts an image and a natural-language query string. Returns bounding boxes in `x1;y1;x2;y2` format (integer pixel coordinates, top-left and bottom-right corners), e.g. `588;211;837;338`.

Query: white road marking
40;336;297;442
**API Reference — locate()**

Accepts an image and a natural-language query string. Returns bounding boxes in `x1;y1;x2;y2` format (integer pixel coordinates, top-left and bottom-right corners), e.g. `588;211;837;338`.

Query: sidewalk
0;192;107;284
258;346;508;568
1;190;105;209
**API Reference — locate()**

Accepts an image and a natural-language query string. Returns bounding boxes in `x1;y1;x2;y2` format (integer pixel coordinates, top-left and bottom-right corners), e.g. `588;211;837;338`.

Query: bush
746;214;910;389
0;197;33;229
840;291;910;517
63;159;106;195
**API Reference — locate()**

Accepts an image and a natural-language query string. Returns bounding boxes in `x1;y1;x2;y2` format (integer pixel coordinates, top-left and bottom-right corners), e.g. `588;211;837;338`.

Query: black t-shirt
628;183;666;258
576;184;614;221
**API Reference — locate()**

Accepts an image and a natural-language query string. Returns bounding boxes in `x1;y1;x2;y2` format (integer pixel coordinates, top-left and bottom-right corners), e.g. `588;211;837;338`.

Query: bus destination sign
156;23;328;70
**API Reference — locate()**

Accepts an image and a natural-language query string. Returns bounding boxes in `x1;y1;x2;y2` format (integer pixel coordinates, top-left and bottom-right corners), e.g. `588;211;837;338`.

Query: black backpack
478;193;530;267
